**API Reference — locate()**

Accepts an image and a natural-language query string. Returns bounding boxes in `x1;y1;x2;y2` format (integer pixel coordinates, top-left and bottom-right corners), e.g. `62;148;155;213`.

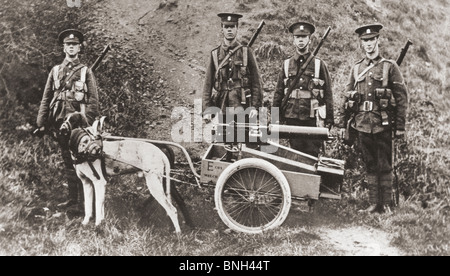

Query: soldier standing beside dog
34;29;100;209
272;22;334;157
337;24;408;213
202;13;263;124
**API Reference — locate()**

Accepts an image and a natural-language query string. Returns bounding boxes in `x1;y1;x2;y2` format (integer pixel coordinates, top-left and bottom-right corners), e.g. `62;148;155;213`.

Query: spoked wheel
214;158;291;234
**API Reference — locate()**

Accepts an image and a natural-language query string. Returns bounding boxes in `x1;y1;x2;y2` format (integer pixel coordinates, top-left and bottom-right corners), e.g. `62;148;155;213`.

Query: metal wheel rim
221;166;286;230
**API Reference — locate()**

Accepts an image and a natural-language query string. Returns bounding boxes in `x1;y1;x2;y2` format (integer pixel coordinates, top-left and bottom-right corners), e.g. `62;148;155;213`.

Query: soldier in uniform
272;22;334;157
202;13;262;125
337;24;408;213
34;29;100;209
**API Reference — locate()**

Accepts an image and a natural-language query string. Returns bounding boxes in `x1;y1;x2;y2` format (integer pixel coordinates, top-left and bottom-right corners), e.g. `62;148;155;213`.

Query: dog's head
69;128;103;160
60;112;90;138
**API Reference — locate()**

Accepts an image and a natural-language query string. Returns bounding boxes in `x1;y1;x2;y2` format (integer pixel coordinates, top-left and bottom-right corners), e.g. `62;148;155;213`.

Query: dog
60;112;191;234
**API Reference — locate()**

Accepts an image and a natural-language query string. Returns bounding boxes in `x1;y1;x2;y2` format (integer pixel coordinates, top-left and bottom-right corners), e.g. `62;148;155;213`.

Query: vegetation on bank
0;0;448;255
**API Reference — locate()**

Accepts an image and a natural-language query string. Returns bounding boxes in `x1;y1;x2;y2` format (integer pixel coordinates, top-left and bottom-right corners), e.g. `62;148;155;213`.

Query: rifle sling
353;58;385;89
214;45;244;78
281;56;313;111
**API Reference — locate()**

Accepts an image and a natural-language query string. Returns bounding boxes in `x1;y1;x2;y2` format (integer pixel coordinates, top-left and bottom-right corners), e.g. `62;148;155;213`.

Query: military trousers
285;118;322;157
55;122;83;205
357;130;392;174
358;130;393;205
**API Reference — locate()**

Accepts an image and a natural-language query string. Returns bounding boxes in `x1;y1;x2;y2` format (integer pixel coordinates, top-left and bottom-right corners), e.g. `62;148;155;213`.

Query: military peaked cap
218;13;243;25
58;29;84;44
288;21;315;35
355;23;383;39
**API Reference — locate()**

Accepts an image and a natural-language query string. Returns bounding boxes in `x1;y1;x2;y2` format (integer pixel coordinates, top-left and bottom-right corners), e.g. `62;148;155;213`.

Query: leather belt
359;101;380;112
289;89;311;99
56;90;75;101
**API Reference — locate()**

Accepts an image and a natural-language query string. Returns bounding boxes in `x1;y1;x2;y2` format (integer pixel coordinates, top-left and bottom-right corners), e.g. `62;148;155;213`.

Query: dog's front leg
91;160;107;226
77;167;94;225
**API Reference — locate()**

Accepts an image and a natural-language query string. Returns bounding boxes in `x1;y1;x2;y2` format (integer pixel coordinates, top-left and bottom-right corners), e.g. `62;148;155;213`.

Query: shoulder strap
284;58;290;79
242;46;248;67
212;49;219;71
80;66;88;83
53;65;60;90
214;45;244;79
353;58;386;89
314;58;321;79
353;63;361;86
382;60;390;88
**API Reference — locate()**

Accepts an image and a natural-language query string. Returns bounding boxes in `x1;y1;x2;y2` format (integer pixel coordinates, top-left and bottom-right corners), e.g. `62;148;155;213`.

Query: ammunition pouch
346;90;360;102
73;80;88;103
345;100;359;113
288;89;311;99
375;88;392;100
375;88;393;126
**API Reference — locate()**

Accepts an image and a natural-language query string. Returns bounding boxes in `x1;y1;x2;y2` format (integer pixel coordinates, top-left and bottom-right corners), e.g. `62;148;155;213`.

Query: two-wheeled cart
103;121;345;234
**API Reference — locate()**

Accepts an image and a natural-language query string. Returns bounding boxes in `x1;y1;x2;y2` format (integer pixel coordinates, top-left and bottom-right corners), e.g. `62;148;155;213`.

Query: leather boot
58;169;82;208
360;174;380;213
380;172;393;213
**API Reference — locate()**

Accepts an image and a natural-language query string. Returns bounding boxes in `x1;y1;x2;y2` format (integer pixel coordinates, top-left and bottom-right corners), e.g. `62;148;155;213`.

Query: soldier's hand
32;126;46;138
395;129;406;139
339;128;346;140
203;114;212;124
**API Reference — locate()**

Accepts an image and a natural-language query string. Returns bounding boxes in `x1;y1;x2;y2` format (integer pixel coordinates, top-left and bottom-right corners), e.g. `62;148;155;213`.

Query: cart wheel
214;158;291;234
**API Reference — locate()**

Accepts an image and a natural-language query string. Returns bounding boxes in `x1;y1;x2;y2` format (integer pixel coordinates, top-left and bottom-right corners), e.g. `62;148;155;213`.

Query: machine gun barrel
213;122;332;143
269;124;330;140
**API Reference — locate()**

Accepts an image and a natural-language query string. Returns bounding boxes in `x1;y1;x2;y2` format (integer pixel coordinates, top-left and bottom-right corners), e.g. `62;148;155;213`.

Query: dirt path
320;226;403;256
95;0;404;256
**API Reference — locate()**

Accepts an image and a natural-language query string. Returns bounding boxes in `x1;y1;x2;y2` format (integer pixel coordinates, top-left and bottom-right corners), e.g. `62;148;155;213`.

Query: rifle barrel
91;44;111;72
248;20;265;48
396;39;412;66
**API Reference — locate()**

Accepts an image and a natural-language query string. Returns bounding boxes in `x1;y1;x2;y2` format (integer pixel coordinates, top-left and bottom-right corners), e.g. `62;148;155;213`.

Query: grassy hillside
0;0;449;255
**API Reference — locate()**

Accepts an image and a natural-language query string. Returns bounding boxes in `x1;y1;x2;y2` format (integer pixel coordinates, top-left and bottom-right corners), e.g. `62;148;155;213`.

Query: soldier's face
222;24;238;41
64;42;81;57
361;37;379;54
293;35;310;52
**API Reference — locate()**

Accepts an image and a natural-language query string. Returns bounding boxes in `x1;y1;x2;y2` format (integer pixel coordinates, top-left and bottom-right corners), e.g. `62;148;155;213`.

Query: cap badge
300;25;304;30
69;34;74;38
227;16;231;21
366;29;371;34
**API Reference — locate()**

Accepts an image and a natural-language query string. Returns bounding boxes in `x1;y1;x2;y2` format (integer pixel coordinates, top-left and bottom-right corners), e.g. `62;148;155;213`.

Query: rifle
396;39;413;66
248;20;265;48
392;39;412;207
217;21;265;110
90;44;112;72
280;26;331;116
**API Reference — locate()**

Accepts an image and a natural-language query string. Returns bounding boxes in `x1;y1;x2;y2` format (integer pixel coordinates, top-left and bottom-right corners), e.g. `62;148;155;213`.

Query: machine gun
212;121;333;145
